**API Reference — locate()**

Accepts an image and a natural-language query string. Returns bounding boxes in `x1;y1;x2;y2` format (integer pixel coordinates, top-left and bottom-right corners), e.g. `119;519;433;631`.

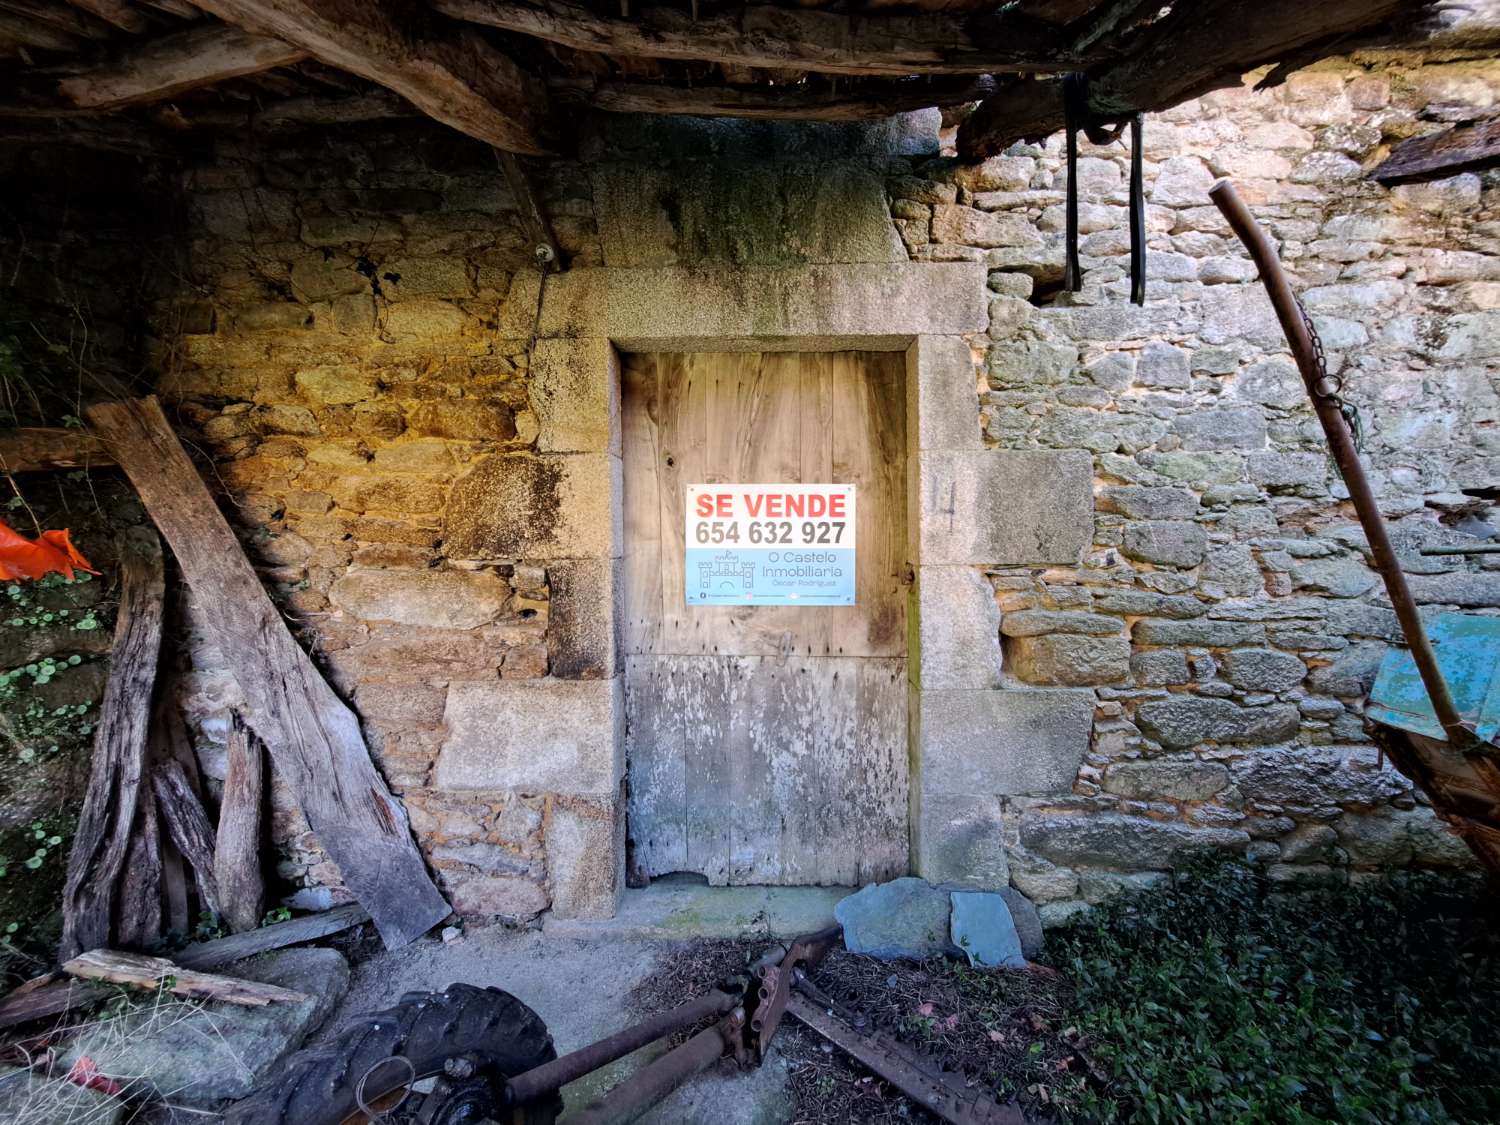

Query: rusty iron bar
789;976;1027;1125
567;1009;744;1125
505;986;740;1106
1209;178;1476;752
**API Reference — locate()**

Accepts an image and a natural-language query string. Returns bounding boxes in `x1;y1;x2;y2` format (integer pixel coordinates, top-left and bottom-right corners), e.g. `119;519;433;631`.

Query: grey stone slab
592;160;905;268
443;452;621;561
1135;696;1300;749
436;678;624;796
547;796;624;920
919;450;1093;566
1020;813;1249;869
918;688;1093;796
0;1067;125;1123
915;565;1001;690
914;791;1009;888
544;883;845;941
548;558;621;680
908;335;983;452
61;949;348;1106
835;877;954;960
950;892;1026;968
329;567;508;629
531;337;620;455
537;263;987;346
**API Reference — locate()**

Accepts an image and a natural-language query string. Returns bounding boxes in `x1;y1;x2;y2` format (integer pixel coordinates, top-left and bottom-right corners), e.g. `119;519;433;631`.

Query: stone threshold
543;881;847;941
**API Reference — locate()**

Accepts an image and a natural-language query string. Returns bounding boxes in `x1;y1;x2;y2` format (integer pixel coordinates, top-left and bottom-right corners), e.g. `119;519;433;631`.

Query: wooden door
621;351;909;886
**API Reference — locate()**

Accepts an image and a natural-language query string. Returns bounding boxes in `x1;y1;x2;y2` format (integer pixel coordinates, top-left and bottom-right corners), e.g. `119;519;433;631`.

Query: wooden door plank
683;654;732;884
84;397;447;949
657;353;710;656
620;354;664;657
624;655;687;874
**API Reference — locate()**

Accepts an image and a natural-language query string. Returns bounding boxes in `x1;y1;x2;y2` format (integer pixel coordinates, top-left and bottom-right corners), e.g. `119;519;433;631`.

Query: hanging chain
1297;297;1363;454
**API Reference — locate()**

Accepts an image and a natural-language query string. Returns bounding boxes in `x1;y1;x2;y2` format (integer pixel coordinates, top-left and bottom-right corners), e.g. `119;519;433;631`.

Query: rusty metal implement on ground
227;924;1029;1125
1210;178;1500;877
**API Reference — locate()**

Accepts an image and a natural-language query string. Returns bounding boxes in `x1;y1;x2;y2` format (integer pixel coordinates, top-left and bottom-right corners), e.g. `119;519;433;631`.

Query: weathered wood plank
435;0;1074;77
58;24;306;109
59;526;164;961
189;0;552;154
84;397;447;948
0;427;113;473
958;0;1418;159
214;718;264;934
1371;116;1500;183
64;0;149;34
116;785;162;949
556;75;998;120
0;904;368;1029
152;757;221;920
63;949;305;1006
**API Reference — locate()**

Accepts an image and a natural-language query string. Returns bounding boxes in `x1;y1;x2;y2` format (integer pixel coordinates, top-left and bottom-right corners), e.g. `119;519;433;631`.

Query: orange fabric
0;519;98;581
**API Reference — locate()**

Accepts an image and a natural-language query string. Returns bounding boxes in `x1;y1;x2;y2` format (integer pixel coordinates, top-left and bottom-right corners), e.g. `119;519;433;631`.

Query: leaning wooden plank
1371;117;1500;184
84;397;448;948
0;427;113;473
152;758;222;920
59;526;165;961
175;902;369;970
0;904;368;1029
190;0;551;154
115;783;163;949
63;949;306;1007
214;717;264;935
58;24;306;109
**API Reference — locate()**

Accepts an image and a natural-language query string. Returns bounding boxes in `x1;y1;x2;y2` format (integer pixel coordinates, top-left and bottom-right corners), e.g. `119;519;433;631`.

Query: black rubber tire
226;983;562;1125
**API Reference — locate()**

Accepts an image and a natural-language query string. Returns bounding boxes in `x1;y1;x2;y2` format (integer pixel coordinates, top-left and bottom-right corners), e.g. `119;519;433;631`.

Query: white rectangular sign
685;483;856;606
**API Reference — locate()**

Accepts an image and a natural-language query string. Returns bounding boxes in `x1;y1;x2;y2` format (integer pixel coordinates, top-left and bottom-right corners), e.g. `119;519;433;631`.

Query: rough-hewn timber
1371;116;1500;183
0;427;113;472
189;0;551;153
59;526;164;961
214;719;264;934
84;396;448;948
959;0;1419;159
58;24;305;108
434;0;1075;77
557;75;999;120
63;949;306;1006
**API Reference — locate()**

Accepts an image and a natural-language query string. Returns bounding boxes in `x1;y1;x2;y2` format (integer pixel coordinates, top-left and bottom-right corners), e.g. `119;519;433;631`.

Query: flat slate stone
61;947;349;1106
950;892;1026;969
835;877;953;960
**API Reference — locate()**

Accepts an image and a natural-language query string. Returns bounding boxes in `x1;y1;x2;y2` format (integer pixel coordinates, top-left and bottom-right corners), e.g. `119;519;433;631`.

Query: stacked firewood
57;524;266;960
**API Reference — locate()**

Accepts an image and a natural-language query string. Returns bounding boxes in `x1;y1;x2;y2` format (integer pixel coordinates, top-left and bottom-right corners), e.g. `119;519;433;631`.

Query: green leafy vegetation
1050;856;1500;1124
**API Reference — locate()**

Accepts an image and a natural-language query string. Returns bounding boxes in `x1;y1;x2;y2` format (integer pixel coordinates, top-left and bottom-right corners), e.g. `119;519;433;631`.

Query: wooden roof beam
1372;116;1500;183
58;24;305;108
958;0;1422;160
433;0;1082;77
187;0;552;154
65;0;151;34
556;75;999;121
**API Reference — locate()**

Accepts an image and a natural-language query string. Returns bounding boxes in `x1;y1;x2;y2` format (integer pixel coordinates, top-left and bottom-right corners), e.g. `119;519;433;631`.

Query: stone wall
892;56;1499;921
154;51;1499;925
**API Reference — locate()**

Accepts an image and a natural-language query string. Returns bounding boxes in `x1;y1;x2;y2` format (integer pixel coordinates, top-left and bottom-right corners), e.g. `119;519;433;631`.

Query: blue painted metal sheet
1367;612;1500;743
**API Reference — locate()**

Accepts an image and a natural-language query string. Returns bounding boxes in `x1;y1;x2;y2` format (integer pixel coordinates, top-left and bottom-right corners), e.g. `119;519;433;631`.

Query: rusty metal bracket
788;975;1028;1125
748;924;840;1063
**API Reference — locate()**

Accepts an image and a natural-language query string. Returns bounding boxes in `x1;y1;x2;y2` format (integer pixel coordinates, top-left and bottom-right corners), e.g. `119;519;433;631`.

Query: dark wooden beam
1371;116;1500;183
433;0;1077;77
58;24;305;108
65;0;149;34
556;75;999;121
189;0;552;154
959;0;1421;160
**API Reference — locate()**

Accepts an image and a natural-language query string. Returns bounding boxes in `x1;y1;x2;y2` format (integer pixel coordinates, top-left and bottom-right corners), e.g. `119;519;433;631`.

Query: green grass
1049;857;1500;1124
